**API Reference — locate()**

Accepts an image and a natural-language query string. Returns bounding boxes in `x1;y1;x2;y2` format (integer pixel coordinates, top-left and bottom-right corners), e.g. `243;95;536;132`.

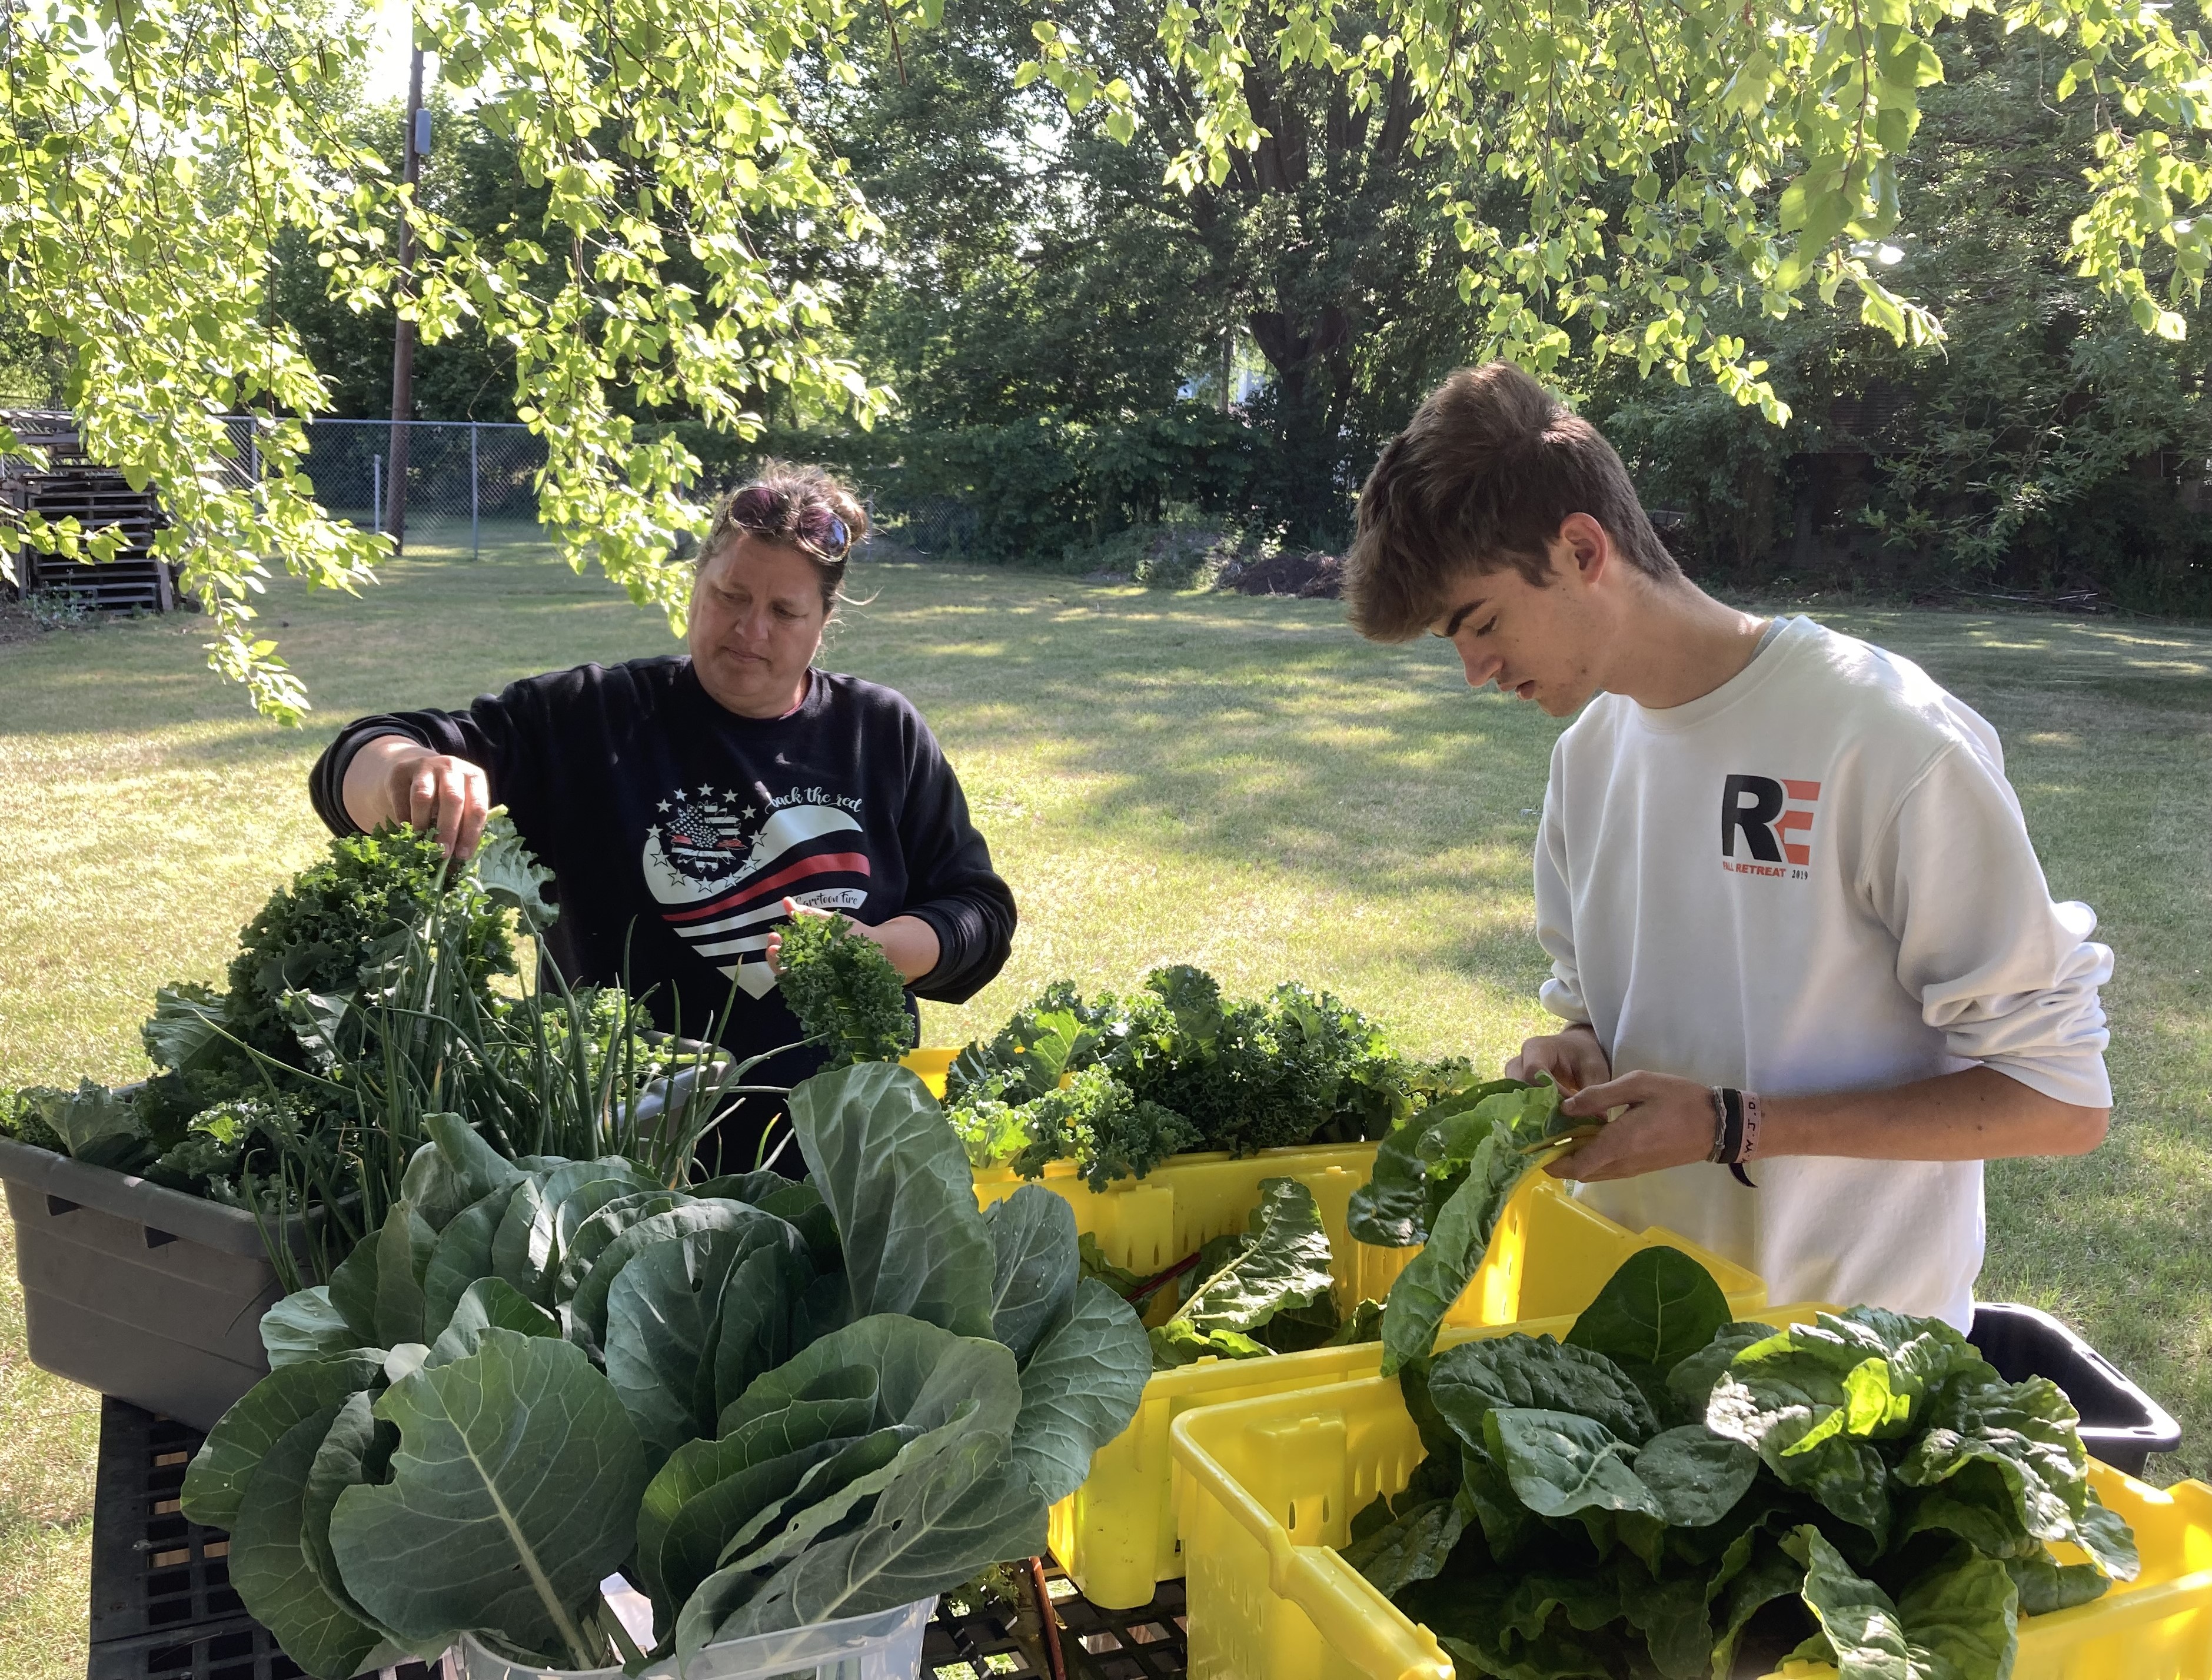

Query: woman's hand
764;899;942;983
341;736;491;859
1543;1069;1714;1182
1505;1023;1612;1094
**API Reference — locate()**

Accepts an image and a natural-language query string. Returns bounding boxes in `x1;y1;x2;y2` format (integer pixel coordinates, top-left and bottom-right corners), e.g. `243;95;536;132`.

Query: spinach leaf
1629;1425;1761;1527
1148;1177;1335;1368
1564;1245;1732;1378
1484;1408;1665;1522
792;1062;997;1338
1790;1528;2019;1680
1428;1334;1659;1448
331;1330;647;1667
1340;1490;1471;1597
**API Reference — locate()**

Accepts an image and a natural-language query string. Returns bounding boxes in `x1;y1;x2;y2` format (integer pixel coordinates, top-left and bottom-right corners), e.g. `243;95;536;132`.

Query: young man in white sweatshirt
1345;362;2113;1327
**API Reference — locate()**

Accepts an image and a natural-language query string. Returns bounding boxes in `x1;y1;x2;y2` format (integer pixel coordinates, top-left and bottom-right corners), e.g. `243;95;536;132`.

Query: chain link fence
221;416;550;557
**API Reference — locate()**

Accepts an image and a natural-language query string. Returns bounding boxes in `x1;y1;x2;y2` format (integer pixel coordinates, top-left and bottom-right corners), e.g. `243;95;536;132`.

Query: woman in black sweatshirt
306;464;1016;1173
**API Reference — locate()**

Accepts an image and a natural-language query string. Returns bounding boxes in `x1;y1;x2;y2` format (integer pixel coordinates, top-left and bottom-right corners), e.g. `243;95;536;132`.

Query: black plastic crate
1971;1302;2183;1476
924;1565;1186;1680
87;1622;303;1680
90;1398;247;1643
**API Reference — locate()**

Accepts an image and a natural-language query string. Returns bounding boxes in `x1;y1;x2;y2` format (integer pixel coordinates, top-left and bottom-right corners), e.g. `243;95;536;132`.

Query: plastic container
1170;1313;2212;1680
0;1135;324;1432
980;1151;1765;1611
444;1596;934;1680
1972;1302;2183;1476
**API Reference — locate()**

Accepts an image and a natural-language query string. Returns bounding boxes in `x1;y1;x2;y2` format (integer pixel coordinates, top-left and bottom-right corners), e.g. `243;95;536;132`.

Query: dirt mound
1222;548;1343;599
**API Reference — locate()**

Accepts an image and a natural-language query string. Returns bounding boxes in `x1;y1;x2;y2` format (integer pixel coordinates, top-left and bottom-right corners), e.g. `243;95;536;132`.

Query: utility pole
384;42;427;550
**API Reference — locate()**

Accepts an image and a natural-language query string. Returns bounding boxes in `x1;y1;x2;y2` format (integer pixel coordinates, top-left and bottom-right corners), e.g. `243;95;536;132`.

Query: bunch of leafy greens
1350;1246;2140;1680
181;1064;1147;1677
2;820;753;1282
943;967;1472;1186
771;914;917;1070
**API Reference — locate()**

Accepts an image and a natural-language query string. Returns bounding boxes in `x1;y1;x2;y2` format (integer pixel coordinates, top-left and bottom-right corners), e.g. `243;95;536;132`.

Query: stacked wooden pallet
2;409;177;613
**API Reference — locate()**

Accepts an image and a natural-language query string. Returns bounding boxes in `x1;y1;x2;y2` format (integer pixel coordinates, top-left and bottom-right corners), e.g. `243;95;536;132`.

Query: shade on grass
2;545;2207;1677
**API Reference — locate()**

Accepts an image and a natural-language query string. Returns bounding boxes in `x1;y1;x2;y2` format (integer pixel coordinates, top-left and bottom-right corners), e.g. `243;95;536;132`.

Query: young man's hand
1506;1023;1612;1093
1544;1070;1712;1181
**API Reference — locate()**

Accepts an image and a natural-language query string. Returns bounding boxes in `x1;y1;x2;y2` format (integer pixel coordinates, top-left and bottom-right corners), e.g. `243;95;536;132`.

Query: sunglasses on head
729;484;853;559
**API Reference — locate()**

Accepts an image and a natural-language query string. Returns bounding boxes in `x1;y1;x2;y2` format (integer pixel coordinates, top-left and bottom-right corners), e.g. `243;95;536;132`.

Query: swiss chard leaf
1345;1081;1521;1249
1340;1490;1471;1598
1628;1425;1761;1528
1378;1120;1541;1376
1149;1177;1334;1367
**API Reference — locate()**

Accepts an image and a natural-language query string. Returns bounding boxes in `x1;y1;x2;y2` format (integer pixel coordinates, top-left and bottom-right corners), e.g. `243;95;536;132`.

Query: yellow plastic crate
1170;1315;2212;1680
977;1150;1764;1609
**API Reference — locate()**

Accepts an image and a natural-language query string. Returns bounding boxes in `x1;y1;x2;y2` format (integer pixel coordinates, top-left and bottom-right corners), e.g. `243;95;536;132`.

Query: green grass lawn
3;547;2208;1677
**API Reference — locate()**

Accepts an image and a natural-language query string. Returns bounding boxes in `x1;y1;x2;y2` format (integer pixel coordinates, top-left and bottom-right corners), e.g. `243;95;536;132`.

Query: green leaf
636;1377;879;1621
554;1189;692;1302
711;1243;804;1419
401;1114;525;1235
2005;1547;2111;1615
685;1429;1043;1649
719;1314;1023;1443
301;1393;405;1644
791;1062;996;1338
568;1200;765;1349
1484;1408;1663;1522
1341;1491;1470;1597
1626;1425;1759;1528
1428;1334;1659;1448
331;1330;646;1665
602;1210;811;1463
181;1349;389;1531
228;1405;396;1680
1564;1246;1732;1377
984;1185;1080;1363
1665;1321;1778;1416
1792;1528;2018;1680
261;1288;364;1369
28;1081;148;1170
1012;1278;1148;1503
1155;1177;1335;1360
1380;1120;1540;1375
1346;1080;1521;1246
471;813;559;926
427;1276;560;1366
141;983;235;1074
373;1201;438;1349
421;1188;518;1343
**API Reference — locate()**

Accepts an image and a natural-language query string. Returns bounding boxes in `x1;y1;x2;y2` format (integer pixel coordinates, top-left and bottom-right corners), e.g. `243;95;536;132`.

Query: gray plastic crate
0;1137;322;1431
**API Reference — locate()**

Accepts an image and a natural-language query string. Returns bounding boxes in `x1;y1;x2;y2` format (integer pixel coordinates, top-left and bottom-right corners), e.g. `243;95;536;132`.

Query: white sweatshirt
1537;616;2113;1328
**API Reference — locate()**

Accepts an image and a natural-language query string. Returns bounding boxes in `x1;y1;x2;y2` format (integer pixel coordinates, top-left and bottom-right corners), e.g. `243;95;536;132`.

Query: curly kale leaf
145;1096;305;1205
224;823;513;1064
947;1066;1201;1189
774;914;916;1069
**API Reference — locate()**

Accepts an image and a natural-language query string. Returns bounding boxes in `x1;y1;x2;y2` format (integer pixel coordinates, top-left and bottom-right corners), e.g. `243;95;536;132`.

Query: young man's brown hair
1345;361;1682;642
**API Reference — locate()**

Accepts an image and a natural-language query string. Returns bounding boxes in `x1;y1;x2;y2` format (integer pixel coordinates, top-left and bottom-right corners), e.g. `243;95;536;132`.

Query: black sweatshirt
308;657;1016;1168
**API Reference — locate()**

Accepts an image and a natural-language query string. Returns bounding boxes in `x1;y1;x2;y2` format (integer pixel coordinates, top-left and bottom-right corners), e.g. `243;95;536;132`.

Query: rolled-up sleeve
1867;741;2114;1109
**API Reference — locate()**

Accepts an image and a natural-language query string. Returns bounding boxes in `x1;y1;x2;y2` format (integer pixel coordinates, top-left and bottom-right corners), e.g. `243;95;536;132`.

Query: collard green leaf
984;1185;1080;1363
421;1187;516;1343
1564;1246;1732;1378
1012;1278;1149;1504
331;1330;646;1664
568;1200;767;1349
229;1404;395;1680
1484;1408;1664;1522
401;1114;525;1235
372;1202;437;1349
142;983;234;1074
301;1392;398;1634
601;1211;810;1464
637;1379;880;1619
791;1062;996;1338
719;1315;1023;1444
688;1429;1044;1649
427;1277;560;1367
490;1177;552;1305
261;1288;362;1369
711;1245;804;1421
1379;1122;1538;1376
1429;1334;1659;1449
554;1189;691;1303
181;1349;388;1531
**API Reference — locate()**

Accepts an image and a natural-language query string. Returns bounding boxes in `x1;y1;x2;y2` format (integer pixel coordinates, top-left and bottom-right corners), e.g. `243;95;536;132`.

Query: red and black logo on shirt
1722;774;1821;876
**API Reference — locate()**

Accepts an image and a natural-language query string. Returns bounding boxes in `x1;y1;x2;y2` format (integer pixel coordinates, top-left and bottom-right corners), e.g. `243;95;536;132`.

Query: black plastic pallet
924;1568;1186;1680
91;1399;247;1643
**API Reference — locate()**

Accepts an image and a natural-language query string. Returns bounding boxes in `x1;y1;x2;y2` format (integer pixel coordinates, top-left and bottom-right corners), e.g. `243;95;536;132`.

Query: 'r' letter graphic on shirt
1721;775;1822;871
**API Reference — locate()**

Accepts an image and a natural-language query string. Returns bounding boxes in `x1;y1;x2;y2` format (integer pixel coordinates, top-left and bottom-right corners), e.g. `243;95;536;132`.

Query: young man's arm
1536;1060;2105;1180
